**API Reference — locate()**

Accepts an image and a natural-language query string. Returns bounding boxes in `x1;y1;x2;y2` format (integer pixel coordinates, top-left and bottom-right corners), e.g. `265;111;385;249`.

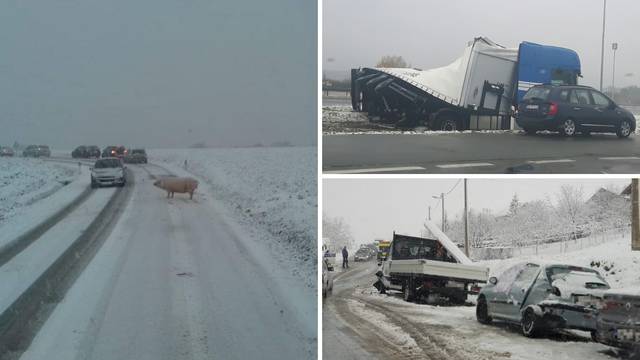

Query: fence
470;226;630;260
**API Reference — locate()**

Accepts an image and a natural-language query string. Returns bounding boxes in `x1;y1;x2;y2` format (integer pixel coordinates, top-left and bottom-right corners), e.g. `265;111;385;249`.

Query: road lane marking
324;166;426;174
599;156;640;160
436;162;494;169
527;159;576;164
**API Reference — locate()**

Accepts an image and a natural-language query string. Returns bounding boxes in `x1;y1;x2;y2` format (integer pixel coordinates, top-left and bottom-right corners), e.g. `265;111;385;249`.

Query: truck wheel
476;296;492;324
440;119;458;131
521;308;541;337
402;280;415;302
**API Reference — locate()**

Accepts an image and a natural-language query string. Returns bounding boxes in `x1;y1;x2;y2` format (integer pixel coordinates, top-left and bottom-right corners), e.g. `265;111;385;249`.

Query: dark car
353;248;372;262
102;146;126;158
595;289;640;349
0;146;14;157
516;85;636;138
86;145;101;158
72;146;88;158
23;145;51;157
124;148;147;164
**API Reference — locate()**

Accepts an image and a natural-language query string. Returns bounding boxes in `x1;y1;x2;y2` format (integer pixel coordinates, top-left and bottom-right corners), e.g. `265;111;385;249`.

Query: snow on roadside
0;158;77;225
150;147;317;289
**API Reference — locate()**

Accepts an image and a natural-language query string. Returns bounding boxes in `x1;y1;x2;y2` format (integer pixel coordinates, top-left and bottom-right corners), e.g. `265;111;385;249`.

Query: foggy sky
0;0;316;149
323;0;638;89
323;178;630;246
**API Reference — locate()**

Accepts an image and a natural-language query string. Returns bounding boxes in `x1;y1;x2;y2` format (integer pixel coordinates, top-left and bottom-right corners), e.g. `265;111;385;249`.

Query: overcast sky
0;0;316;149
323;0;638;89
323;178;630;245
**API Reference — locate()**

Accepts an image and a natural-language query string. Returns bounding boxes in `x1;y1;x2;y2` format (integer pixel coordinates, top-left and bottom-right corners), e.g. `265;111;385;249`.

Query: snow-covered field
482;232;640;291
150;147;317;289
0;158;78;225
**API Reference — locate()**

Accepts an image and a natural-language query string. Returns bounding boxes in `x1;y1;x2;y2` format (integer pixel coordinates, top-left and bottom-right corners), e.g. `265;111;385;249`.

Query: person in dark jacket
342;246;349;269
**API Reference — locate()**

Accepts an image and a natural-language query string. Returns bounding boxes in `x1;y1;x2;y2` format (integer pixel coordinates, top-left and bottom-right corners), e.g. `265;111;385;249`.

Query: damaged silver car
476;262;609;338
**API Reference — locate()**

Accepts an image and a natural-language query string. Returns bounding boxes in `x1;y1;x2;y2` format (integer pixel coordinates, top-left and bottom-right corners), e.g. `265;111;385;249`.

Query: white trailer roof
373;37;518;108
423;221;473;265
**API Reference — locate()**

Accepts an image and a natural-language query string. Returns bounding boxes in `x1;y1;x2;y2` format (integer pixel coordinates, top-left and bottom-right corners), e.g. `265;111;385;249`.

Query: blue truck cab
516;41;581;103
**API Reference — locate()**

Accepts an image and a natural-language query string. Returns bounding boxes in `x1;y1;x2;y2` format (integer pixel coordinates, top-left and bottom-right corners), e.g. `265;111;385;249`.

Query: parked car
86;145;101;158
322;259;334;299
476;262;610;337
90;157;126;188
0;146;14;157
124;148;148;164
72;145;88;158
516;85;636;138
354;248;373;262
594;289;640;349
23;145;51;157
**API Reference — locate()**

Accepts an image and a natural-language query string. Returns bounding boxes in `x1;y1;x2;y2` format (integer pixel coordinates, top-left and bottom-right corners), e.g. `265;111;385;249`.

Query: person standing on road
342;246;349;269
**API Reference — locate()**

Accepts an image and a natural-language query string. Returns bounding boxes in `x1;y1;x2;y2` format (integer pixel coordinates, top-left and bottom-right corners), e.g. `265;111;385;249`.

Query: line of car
1;145;52;157
72;145;148;164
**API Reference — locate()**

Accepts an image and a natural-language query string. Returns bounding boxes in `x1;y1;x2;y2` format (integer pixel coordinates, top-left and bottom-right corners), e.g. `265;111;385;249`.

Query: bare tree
322;214;355;250
556;185;585;250
376;55;409;68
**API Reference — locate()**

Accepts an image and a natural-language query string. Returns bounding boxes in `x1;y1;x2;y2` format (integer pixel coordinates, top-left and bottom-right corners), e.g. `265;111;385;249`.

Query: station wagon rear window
523;87;550;101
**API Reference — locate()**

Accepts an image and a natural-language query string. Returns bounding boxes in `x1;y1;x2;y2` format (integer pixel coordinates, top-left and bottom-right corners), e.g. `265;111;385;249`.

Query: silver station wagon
476;262;609;338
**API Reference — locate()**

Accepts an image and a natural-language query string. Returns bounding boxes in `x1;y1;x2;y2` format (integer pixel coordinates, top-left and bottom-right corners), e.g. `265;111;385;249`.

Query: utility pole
433;193;445;232
633;179;639;251
464;179;469;257
611;42;618;100
428;206;431;221
441;193;445;232
599;0;607;91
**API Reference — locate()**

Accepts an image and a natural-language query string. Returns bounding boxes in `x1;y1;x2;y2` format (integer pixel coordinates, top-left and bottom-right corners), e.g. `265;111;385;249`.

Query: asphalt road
323;262;625;360
20;163;312;360
323;132;640;174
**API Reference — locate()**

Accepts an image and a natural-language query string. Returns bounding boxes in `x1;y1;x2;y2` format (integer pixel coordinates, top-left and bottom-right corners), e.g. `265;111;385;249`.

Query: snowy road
323;262;629;360
19;163;314;360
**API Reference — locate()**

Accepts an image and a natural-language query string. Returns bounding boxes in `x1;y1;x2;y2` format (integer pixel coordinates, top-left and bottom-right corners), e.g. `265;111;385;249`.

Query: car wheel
617;119;632;138
440;119;458;131
476;296;492;324
521;308;541;337
559;119;576;137
402;279;415;302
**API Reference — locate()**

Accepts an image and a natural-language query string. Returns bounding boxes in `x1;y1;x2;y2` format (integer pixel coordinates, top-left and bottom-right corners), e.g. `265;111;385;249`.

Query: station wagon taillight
548;102;558;116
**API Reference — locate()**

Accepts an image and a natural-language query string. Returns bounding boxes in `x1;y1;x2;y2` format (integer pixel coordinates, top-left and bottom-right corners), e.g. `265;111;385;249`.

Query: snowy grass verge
149;147;317;289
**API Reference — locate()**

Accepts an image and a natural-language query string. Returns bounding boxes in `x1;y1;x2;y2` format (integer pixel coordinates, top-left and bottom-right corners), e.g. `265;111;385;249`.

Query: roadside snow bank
0;158;77;224
150;147;317;288
0;160;88;250
481;233;640;290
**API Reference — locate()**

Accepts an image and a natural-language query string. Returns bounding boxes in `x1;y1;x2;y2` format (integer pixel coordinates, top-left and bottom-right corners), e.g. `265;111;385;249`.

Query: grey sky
323;0;638;89
0;0;316;149
323;178;630;245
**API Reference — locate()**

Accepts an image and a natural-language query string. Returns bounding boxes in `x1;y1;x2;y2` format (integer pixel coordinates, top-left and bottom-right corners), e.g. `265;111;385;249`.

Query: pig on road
153;177;199;199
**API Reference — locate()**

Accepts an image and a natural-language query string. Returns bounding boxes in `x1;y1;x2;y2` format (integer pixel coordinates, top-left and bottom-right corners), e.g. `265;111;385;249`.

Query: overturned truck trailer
351;37;581;130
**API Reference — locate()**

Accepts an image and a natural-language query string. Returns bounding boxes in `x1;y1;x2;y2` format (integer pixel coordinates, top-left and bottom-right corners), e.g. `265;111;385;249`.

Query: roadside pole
464;179;469;257
441;193;445;232
633;179;639;250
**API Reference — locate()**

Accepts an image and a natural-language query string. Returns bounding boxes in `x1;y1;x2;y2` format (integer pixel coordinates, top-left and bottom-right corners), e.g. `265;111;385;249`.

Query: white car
91;157;126;188
322;260;334;299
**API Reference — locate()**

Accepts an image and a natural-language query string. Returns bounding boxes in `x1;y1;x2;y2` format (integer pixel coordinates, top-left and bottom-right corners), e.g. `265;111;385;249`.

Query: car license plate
526;104;539;110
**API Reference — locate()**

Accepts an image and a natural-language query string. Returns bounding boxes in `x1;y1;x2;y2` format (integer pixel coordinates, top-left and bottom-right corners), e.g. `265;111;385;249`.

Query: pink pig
153;177;199;199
